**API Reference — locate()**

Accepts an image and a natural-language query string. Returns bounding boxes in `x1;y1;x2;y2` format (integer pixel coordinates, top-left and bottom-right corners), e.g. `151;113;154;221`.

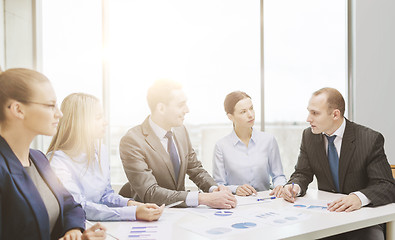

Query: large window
263;0;348;180
40;0;347;188
41;0;261;187
41;0;103;148
108;0;261;185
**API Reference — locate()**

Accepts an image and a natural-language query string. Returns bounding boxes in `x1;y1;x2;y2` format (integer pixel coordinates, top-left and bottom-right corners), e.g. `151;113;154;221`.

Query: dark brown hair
224;91;251;115
0;68;49;122
312;87;345;116
147;79;183;111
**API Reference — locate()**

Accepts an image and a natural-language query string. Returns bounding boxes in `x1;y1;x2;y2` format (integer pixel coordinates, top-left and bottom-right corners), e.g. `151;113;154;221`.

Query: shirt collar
231;128;256;146
323;117;346;139
149;116;171;140
250;129;257;143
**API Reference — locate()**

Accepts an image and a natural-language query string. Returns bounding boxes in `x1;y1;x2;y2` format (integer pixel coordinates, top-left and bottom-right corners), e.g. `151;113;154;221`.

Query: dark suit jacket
120;116;217;207
0;136;85;240
289;119;395;206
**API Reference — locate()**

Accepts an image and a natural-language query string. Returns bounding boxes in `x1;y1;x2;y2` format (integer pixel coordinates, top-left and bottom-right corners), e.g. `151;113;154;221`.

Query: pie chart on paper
214;210;233;217
231;222;257;229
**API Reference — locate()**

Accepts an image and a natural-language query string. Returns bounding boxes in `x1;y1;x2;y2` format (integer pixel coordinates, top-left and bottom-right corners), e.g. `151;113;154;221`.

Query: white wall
3;0;34;69
351;0;395;164
0;0;5;68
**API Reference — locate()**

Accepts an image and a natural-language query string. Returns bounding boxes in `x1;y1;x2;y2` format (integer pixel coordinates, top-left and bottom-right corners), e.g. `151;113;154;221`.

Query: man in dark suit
120;80;236;208
282;87;395;239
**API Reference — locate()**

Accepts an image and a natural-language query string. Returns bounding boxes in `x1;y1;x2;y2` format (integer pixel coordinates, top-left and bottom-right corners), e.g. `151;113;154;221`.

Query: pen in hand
291;182;295;200
86;220;118;240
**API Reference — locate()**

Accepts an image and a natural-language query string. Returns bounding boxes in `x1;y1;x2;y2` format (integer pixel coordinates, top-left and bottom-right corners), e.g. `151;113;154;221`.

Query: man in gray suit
282;87;395;239
120;80;237;209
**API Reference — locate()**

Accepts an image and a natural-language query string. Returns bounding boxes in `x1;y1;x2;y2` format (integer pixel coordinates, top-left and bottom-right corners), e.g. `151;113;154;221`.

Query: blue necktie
326;135;340;192
165;131;180;181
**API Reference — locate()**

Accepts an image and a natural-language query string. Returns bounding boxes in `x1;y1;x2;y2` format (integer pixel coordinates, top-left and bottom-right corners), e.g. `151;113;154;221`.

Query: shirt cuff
119;205;137;221
209;186;217;193
294;183;301;196
351;191;371;206
185;191;199;207
119;197;130;207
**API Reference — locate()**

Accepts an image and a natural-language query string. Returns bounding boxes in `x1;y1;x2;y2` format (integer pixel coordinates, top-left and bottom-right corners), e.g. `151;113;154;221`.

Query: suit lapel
0;137;50;238
142;118;178;185
338;120;356;192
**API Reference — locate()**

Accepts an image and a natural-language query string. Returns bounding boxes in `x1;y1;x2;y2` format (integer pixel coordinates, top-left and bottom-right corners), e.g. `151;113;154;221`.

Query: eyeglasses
28;101;59;111
7;101;59;111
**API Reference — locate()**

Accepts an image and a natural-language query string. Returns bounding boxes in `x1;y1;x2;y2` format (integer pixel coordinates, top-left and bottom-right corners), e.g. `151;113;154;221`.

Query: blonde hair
47;93;101;169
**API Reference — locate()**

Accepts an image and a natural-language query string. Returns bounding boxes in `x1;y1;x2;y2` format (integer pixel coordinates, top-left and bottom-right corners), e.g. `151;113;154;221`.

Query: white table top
94;189;395;240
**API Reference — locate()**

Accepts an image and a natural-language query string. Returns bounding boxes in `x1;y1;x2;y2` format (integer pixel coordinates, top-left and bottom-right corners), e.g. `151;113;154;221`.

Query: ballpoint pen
256;196;276;201
291;182;295;199
86;220;119;240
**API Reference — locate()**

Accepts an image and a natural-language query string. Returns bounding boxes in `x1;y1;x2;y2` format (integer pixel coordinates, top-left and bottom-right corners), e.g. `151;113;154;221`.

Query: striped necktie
326;135;340;192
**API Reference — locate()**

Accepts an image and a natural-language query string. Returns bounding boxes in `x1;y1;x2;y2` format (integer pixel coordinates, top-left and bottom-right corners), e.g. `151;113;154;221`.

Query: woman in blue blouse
47;93;164;221
213;91;287;196
0;68;105;240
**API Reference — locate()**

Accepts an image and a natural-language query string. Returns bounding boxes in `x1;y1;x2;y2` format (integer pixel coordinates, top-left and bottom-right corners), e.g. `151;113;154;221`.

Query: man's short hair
147;79;183;111
313;87;345;116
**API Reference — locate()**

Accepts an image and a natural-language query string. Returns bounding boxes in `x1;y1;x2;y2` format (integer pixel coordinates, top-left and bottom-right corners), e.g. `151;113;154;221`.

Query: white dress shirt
213;129;287;193
48;146;137;221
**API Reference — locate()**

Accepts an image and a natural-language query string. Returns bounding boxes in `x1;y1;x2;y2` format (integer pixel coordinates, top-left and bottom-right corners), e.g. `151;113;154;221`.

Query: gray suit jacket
289;119;395;206
119;117;217;207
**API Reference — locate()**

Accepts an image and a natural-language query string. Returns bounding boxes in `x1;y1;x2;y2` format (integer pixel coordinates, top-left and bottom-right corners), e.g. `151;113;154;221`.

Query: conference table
93;189;395;240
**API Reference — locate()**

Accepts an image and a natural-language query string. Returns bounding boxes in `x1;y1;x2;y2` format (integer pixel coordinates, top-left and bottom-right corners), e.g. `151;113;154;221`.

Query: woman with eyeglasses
0;68;106;240
212;91;287;197
47;93;164;222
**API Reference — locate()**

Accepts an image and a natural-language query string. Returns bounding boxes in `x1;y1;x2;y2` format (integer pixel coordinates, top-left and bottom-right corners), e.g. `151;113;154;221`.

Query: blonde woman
0;68;106;240
213;91;287;196
47;93;164;221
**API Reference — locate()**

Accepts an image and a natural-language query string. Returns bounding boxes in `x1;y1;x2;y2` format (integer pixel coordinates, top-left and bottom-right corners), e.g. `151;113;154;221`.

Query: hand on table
213;185;231;193
199;189;237;209
236;184;257;196
82;223;107;240
127;200;144;206
269;185;283;198
59;223;106;240
327;194;362;212
281;184;300;203
59;229;82;240
136;203;165;221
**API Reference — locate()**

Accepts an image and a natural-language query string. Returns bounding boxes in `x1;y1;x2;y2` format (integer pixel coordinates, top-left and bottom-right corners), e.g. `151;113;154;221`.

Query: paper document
290;198;332;212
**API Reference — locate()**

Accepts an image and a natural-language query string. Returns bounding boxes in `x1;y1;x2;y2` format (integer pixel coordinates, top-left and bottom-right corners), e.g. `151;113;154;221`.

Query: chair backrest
391;165;395;179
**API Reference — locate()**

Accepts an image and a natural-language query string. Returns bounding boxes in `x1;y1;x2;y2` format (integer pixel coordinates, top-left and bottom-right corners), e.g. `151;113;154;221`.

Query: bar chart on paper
129;225;159;240
110;210;186;240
